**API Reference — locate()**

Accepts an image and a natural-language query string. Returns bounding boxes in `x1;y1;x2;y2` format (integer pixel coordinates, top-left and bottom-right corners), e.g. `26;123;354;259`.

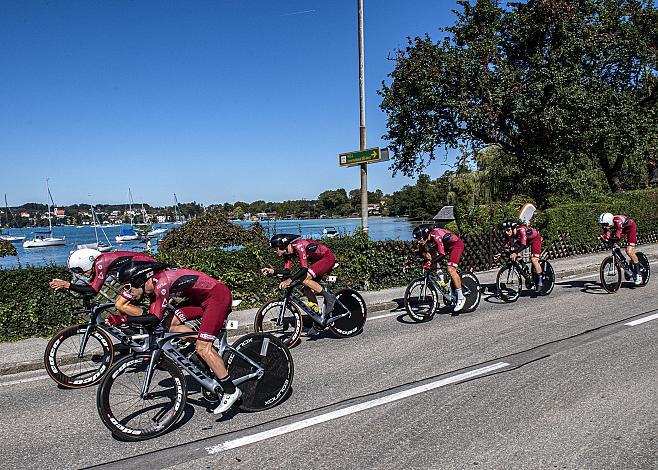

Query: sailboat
0;195;26;243
77;205;113;252
23;179;66;248
172;193;183;225
115;188;140;242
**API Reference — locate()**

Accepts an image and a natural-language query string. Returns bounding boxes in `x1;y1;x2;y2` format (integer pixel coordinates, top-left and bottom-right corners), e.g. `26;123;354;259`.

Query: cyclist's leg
168;305;203;334
447;241;464;290
530;236;542;274
624;223;640;283
195;285;232;382
304;254;337;315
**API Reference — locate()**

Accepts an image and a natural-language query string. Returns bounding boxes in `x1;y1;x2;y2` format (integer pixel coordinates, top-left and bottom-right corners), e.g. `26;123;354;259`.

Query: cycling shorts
308;252;336;279
624;221;637;246
173;284;232;343
530;234;542;257
447;239;464;268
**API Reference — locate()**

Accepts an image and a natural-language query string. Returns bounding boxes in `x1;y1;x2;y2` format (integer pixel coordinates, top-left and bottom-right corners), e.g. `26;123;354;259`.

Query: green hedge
0;267;82;341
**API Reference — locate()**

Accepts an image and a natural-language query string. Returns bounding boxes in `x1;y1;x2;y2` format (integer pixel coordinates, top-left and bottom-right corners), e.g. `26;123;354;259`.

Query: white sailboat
116;188;140;242
172;193;183;225
77;205;113;252
23;179;66;248
0;195;26;242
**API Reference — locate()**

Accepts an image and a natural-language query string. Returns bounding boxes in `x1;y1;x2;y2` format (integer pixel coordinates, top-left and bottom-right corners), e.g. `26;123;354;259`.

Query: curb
2;256;656;378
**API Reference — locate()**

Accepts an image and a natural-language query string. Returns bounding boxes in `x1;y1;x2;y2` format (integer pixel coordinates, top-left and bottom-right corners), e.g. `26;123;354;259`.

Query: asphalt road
1;270;656;469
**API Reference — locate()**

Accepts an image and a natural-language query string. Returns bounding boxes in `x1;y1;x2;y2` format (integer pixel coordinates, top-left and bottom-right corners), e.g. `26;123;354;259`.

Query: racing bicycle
96;318;293;441
599;241;650;293
254;277;367;348
496;251;555;302
404;266;481;322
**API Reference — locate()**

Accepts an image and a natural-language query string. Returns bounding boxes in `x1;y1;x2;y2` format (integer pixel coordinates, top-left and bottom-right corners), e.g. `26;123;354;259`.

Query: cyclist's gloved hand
106;314;128;327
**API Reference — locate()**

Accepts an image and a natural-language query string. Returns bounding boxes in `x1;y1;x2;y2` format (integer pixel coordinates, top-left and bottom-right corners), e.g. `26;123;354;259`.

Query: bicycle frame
77;302;152;358
418;268;454;304
141;330;266;398
278;281;351;327
608;243;633;275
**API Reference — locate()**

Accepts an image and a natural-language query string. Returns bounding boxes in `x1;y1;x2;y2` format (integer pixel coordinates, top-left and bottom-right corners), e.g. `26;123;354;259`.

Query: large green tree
380;0;658;201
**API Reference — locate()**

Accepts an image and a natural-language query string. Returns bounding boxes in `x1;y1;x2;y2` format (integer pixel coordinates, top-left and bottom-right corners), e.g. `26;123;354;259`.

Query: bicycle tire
329;289;367;338
44;324;114;388
458;272;481;313
496;265;522;302
224;333;294;412
600;256;622;293
637;252;651;286
533;260;555;296
96;353;187;441
253;299;303;348
404;276;440;322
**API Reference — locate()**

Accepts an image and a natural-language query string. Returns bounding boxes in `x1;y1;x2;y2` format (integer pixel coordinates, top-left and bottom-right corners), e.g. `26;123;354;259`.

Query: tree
380;0;658;201
318;189;350;215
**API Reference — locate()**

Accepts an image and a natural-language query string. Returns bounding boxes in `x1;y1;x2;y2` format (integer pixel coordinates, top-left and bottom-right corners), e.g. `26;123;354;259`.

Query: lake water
0;217;414;269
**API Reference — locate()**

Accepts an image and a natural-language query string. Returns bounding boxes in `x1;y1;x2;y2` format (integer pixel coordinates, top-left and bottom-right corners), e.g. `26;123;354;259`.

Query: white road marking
0;374;49;387
370;311;401;320
206;361;509;454
625;313;658;326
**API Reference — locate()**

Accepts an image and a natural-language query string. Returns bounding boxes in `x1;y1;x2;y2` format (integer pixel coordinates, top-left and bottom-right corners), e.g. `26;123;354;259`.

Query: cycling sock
633;263;640;276
218;375;236;394
455;288;464;300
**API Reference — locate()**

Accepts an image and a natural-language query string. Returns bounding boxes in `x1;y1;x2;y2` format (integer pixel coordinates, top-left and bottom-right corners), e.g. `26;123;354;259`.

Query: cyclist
598;212;641;285
261;234;337;321
49;248;155;297
501;219;543;292
115;260;240;414
404;224;466;312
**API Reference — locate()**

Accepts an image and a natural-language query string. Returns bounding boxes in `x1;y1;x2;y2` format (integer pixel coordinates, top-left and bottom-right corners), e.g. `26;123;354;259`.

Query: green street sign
339;147;390;167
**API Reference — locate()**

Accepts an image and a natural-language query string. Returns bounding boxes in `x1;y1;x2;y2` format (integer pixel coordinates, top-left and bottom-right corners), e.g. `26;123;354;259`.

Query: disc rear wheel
225;333;294;412
329;289;367;338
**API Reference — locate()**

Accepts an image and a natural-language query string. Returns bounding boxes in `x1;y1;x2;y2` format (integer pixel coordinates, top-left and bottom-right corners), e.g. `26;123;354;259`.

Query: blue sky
1;0;461;206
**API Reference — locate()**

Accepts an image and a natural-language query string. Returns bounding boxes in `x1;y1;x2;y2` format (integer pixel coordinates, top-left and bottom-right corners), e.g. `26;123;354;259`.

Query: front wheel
404;276;440;322
224;333;294;412
253;300;303;348
496;265;522;302
44;325;114;388
637;252;651;286
600;256;622;293
96;354;187;441
457;272;481;312
329;289;367;338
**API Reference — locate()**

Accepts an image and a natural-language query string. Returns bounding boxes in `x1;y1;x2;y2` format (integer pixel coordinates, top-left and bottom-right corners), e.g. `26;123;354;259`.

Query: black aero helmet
412;224;434;240
501;219;519;230
118;260;168;288
269;234;299;249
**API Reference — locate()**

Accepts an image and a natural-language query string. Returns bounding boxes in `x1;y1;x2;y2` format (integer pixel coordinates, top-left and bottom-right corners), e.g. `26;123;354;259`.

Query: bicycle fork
78;323;96;358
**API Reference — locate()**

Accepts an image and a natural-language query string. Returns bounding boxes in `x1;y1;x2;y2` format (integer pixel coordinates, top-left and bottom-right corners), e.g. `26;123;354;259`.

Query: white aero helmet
68;248;102;273
598;212;614;226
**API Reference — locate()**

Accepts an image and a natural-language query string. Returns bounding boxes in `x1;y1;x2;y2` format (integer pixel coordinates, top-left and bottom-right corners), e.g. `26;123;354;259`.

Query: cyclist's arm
114;295;145;317
68;282;96;296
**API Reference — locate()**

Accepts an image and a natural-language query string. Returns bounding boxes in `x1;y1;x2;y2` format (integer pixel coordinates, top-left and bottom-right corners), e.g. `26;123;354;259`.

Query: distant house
432;205;455;228
20;212;30;218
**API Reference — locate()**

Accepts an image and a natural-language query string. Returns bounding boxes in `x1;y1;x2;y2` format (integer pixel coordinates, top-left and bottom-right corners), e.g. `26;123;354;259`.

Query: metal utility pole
358;0;368;232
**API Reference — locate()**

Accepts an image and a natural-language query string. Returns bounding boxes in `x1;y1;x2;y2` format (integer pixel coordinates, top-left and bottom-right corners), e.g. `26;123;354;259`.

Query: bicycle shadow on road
482;282;541;304
555;279;608;295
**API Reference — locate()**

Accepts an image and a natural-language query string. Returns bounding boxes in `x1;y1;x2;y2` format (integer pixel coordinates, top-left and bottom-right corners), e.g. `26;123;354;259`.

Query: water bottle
437;271;447;290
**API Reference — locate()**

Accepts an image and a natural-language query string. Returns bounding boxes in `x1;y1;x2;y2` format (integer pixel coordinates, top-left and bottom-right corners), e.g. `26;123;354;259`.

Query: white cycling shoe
213;388;242;414
453;296;466;313
634;276;642;286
